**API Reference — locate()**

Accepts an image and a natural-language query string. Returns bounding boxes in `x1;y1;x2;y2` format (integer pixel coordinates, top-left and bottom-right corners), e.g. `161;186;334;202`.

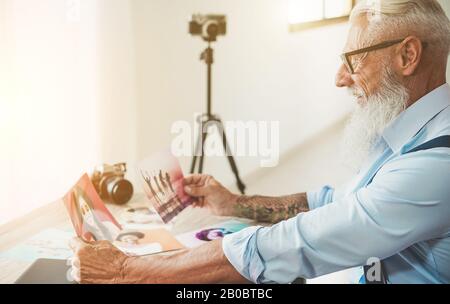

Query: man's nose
335;64;354;88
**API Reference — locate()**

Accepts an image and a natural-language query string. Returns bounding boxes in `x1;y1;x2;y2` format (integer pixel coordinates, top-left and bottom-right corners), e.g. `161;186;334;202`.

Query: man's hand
184;174;309;223
69;237;247;284
69;238;130;284
184;174;239;217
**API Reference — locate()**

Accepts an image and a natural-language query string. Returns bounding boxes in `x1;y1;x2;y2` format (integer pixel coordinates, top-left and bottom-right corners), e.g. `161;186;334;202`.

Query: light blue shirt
222;83;450;284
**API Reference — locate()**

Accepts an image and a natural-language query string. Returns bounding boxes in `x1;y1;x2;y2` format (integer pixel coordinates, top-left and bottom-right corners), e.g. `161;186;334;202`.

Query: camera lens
106;177;133;205
206;23;219;37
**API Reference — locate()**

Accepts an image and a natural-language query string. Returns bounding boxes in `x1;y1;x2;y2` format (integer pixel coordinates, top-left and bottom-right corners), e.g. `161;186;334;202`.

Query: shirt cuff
222;226;267;283
307;185;335;210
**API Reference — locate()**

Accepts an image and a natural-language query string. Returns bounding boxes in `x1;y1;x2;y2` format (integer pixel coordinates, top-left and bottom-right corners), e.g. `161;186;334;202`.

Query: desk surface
0;194;255;284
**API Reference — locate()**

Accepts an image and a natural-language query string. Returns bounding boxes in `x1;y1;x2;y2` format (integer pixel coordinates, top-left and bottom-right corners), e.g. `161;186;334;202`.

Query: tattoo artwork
233;193;309;224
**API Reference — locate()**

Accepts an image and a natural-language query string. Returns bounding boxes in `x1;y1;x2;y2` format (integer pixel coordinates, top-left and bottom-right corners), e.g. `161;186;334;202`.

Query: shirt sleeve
222;151;450;283
306;185;335;210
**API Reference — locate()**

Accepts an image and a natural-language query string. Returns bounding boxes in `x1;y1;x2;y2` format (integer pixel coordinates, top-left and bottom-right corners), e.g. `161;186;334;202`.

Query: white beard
340;67;409;171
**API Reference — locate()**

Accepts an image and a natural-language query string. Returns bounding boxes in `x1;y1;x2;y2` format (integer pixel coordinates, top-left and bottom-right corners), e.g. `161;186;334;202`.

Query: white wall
96;0;138;166
0;0;138;224
0;0;99;223
131;0;353;190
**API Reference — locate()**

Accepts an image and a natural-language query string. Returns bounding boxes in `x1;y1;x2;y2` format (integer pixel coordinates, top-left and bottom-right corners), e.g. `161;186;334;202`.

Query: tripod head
200;45;214;66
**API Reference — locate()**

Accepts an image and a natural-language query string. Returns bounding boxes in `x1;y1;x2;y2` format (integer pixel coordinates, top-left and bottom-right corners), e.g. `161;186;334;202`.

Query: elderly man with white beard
70;0;450;284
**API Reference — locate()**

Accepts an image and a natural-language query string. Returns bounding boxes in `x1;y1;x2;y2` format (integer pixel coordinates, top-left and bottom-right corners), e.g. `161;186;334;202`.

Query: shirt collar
382;83;450;152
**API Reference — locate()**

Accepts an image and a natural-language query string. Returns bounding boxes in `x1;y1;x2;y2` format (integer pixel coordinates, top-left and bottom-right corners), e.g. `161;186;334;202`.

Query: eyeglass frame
340;38;428;74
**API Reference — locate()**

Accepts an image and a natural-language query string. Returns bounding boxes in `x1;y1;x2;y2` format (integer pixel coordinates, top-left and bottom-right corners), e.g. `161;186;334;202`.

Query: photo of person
63;174;122;243
138;151;192;223
113;229;185;256
175;220;250;248
76;191;121;242
123;207;159;224
195;228;233;242
115;231;145;245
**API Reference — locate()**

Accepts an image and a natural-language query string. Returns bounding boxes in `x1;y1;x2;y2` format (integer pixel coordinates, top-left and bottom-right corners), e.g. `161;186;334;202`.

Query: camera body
91;163;133;205
189;14;226;42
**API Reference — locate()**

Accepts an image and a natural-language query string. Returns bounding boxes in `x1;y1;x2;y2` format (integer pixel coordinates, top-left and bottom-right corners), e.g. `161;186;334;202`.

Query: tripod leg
190;138;200;174
190;156;198;174
198;125;208;173
215;120;246;194
190;116;204;174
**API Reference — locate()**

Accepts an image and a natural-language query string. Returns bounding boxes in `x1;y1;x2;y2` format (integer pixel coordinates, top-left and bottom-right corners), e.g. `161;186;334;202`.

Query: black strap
363;135;450;284
406;135;450;153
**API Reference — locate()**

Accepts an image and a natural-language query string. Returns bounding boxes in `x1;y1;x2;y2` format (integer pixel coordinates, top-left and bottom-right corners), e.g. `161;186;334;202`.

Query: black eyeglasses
341;38;410;74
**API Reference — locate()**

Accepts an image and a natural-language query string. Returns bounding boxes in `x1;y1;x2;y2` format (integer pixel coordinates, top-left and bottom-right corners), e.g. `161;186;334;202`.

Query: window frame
289;0;356;32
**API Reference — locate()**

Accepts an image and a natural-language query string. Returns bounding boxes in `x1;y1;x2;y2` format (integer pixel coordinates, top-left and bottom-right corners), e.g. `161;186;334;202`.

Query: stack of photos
62;174;184;256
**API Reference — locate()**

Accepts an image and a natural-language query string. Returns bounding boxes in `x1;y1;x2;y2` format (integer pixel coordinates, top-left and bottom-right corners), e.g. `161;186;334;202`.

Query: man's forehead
344;15;372;52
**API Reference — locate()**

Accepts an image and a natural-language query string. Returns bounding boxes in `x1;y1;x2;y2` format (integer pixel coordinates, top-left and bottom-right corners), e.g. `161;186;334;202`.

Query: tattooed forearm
232;193;309;224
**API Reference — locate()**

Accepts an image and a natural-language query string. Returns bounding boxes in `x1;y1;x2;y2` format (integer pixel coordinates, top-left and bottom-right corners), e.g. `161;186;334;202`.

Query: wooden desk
0;194;255;284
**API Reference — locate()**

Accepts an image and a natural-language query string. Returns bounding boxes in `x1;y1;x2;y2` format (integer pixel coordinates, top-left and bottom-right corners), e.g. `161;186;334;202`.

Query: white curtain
0;0;137;224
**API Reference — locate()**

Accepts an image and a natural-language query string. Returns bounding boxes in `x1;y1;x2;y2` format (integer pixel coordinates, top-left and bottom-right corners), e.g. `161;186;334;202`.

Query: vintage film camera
189;14;226;42
91;163;133;205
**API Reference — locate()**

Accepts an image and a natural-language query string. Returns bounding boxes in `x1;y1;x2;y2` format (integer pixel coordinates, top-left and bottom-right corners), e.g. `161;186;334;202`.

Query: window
289;0;355;32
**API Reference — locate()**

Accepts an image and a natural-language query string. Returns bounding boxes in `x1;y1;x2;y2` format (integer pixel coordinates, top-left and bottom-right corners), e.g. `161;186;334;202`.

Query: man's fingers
69;237;88;253
192;198;206;208
67;256;80;268
183;174;208;186
185;185;210;197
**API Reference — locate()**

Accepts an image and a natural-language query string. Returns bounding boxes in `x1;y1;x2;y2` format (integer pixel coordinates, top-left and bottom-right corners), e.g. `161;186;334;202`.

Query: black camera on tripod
189;14;226;42
187;13;246;194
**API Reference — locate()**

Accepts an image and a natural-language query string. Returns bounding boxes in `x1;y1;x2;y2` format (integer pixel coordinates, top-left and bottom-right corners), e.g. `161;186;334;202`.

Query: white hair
351;0;450;57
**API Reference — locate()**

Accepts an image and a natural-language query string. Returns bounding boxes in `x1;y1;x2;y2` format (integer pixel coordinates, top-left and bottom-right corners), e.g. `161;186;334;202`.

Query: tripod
190;44;246;194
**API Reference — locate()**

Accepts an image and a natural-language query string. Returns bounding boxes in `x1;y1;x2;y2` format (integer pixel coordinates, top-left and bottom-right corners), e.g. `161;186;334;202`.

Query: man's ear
395;36;423;76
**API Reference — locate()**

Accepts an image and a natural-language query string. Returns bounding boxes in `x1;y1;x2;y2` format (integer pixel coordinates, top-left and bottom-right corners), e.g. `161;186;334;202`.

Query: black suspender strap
363;135;450;284
406;135;450;153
